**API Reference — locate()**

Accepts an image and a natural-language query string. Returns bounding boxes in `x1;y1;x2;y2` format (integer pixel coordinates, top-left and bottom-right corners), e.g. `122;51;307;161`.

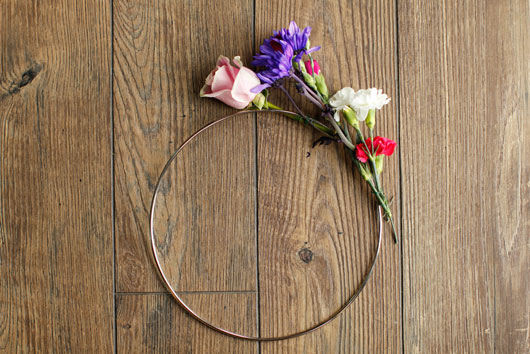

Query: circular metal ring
149;109;383;341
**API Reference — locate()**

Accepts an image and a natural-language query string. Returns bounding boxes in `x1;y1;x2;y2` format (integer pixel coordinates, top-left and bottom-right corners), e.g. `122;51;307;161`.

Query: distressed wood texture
113;0;259;349
399;0;530;353
113;0;255;293
0;1;113;353
255;1;401;352
2;0;529;353
116;294;257;353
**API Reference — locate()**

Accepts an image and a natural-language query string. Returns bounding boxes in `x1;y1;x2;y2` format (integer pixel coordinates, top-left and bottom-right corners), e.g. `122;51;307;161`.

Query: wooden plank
485;1;530;352
398;2;492;352
113;0;256;293
0;1;113;353
255;1;401;352
399;0;529;352
116;293;258;353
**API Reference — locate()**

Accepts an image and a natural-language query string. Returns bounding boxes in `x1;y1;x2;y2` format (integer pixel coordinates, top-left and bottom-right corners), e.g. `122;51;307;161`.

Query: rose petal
201;89;248;109
199;83;212;96
216;55;231;67
215;55;239;80
231;67;260;103
232;56;243;68
204;70;216;86
211;65;234;92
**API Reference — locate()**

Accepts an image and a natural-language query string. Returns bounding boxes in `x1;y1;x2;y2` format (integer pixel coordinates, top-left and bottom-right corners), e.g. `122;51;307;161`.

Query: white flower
349;88;390;121
329;87;355;121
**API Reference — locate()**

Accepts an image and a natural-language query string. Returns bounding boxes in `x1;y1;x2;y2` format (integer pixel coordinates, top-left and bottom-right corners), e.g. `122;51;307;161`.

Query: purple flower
251;37;294;92
251;21;320;93
279;21;320;62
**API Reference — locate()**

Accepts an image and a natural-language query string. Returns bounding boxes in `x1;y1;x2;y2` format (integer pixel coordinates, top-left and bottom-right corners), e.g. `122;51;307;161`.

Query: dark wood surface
1;0;528;353
0;1;114;353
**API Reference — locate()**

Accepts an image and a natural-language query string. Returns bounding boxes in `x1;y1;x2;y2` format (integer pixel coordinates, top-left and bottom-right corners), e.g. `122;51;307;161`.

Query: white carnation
329;87;355;121
349;88;390;121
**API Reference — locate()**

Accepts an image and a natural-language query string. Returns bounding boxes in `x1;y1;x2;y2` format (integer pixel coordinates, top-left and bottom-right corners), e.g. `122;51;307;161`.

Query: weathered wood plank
113;0;256;293
0;1;113;352
399;0;529;352
485;1;530;352
398;2;492;351
116;294;258;353
255;1;401;352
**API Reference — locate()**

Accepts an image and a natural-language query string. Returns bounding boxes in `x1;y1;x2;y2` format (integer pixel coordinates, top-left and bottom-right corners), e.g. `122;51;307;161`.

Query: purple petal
306;46;321;54
289;21;299;35
251;83;270;93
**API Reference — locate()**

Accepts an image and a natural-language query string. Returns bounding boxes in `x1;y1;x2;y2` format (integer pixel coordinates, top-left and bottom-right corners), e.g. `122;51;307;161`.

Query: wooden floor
1;1;529;353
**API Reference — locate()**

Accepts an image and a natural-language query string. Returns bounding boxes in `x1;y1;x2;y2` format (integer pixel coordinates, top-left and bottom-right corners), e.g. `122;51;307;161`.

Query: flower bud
315;74;329;100
293;60;300;72
342;106;359;129
252;92;266;109
201;55;261;109
374;155;384;174
365;109;376;129
304;60;320;76
358;163;372;181
302;72;317;90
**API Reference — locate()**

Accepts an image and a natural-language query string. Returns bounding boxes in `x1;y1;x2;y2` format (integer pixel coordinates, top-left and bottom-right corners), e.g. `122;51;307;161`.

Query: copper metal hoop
149;109;383;341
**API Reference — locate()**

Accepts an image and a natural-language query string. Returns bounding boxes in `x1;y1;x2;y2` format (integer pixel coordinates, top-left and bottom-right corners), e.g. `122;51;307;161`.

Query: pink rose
355;136;397;163
200;56;261;109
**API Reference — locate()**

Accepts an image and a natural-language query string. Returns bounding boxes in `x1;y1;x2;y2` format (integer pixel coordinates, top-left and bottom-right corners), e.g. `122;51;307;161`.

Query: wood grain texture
2;1;529;353
113;0;256;293
151;116;257;294
486;1;530;352
399;0;530;352
255;1;401;352
116;294;257;353
0;1;113;353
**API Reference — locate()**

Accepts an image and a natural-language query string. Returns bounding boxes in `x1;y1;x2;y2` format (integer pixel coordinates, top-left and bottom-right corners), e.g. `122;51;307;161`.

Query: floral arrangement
200;21;397;242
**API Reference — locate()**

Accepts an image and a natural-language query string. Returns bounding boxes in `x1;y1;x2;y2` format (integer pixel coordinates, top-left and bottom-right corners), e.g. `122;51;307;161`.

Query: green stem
264;102;336;138
326;114;355;150
364;172;397;243
370;128;375;154
355;127;373;159
351;145;398;243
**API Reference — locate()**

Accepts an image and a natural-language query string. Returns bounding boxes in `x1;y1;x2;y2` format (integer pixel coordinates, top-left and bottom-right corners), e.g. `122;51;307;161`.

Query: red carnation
355;136;396;163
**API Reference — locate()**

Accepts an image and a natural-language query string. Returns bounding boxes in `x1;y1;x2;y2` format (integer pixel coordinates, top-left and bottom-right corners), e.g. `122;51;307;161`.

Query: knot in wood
298;248;313;263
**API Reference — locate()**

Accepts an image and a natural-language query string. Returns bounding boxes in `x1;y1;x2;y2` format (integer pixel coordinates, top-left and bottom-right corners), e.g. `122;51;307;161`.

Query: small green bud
358;163;372;181
315;75;328;100
302;72;317;90
366;109;376;129
342;106;359;129
293;60;300;71
305;39;311;50
300;61;308;73
375;155;384;174
252;92;266;110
